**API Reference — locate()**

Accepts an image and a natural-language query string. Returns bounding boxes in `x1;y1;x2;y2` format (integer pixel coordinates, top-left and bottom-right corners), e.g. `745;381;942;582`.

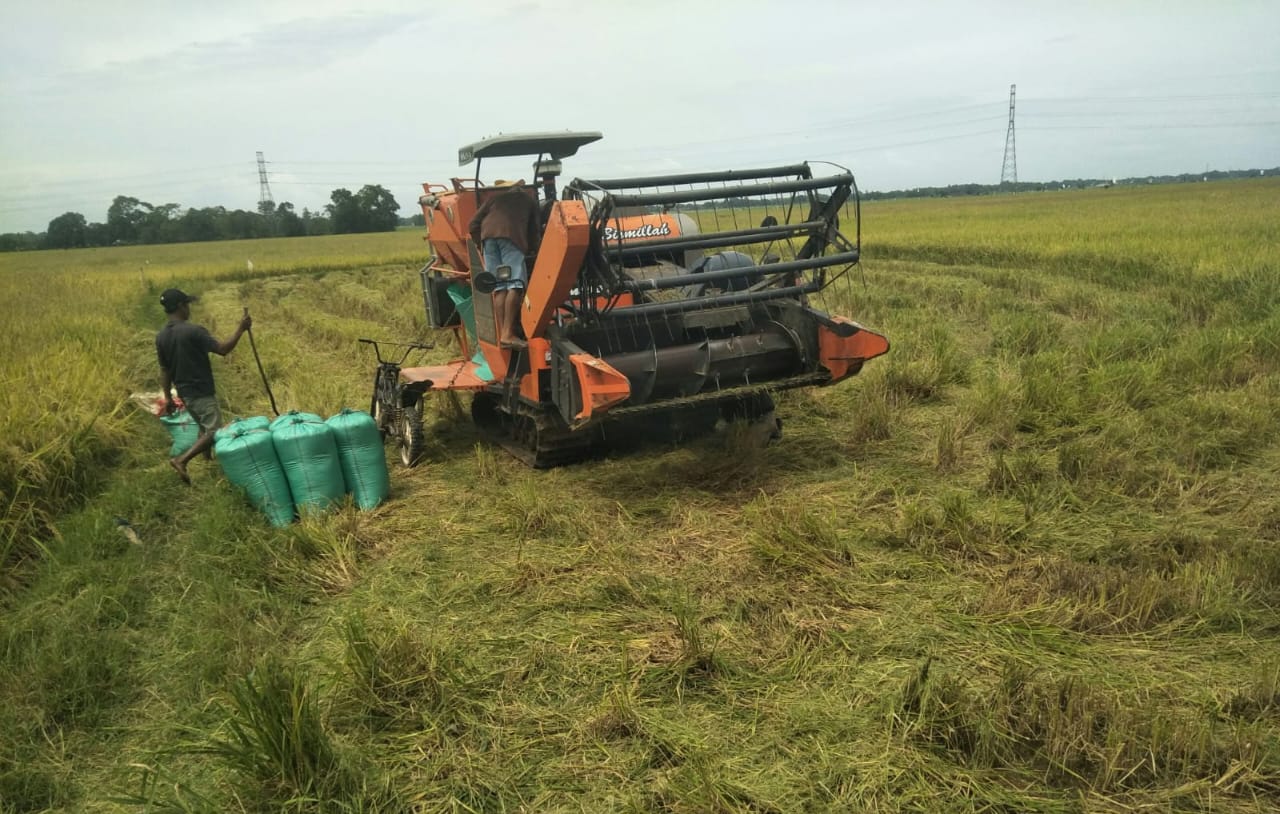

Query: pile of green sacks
212;409;390;527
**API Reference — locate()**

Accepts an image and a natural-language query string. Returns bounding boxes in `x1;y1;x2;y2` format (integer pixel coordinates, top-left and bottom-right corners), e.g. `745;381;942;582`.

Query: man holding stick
155;288;251;484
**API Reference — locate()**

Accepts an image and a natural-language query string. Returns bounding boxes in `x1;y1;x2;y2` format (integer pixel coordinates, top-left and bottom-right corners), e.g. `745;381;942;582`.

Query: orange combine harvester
385;131;888;466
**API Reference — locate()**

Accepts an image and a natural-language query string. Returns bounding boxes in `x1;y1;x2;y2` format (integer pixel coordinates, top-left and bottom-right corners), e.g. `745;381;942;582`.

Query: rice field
1;179;1278;812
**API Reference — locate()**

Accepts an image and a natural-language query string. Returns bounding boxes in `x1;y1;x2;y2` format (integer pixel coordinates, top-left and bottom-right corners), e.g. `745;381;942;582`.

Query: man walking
468;179;540;350
155;288;252;484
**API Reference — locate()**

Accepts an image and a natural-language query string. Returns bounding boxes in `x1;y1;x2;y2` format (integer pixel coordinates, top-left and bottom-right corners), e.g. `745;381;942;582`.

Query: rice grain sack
325;408;390;510
216;427;294;527
159;409;200;457
271;416;345;516
215;415;271;443
268;410;324;432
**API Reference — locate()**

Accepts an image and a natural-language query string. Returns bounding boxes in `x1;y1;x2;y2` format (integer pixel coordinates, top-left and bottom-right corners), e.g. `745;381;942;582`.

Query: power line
268;160;447;168
1025;108;1277;119
1023;121;1280;131
0;163;252;189
4;91;1278;229
270;180;404;187
1029;91;1280;104
6;94;1265;189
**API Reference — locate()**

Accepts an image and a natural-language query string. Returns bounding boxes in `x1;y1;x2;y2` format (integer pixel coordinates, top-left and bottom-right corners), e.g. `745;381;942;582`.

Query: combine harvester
385;131;888;466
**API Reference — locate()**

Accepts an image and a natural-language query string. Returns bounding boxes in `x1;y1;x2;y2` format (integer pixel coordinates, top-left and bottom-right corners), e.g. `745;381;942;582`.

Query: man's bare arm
213;310;253;356
468;199;491;245
160;366;175;412
527;202;541;254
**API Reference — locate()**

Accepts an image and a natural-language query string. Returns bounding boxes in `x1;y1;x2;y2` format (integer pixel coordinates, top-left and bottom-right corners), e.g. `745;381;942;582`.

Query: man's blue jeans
482;238;527;291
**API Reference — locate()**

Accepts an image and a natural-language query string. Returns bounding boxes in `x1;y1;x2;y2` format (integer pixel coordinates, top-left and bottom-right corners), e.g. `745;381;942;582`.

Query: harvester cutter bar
604;374;829;419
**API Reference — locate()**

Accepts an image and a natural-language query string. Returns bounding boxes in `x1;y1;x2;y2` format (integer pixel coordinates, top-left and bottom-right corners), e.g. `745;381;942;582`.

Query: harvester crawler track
471;393;597;468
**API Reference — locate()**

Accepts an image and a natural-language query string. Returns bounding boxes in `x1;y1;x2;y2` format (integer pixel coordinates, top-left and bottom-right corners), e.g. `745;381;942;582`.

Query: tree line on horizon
3;166;1274;253
685;166;1277;210
0;184;404;252
858;166;1277;201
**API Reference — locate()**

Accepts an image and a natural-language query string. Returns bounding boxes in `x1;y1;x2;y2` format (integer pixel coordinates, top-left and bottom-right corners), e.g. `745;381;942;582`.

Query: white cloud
1;0;1277;232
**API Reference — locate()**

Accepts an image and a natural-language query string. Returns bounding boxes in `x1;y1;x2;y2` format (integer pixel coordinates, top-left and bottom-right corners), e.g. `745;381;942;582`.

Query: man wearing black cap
155;288;252;484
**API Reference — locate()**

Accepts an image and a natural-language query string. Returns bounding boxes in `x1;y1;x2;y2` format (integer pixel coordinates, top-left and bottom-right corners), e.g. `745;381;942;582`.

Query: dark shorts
184;395;222;435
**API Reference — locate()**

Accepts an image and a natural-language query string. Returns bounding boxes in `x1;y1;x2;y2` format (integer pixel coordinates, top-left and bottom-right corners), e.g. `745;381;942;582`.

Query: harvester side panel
521;200;591;342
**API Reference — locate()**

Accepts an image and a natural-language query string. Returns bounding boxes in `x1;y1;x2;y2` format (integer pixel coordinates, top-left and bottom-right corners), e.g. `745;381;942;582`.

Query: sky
1;0;1277;233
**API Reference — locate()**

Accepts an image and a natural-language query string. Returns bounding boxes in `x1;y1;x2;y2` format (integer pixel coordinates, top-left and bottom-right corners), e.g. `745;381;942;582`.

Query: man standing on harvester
469;179;540;350
156;288;252;484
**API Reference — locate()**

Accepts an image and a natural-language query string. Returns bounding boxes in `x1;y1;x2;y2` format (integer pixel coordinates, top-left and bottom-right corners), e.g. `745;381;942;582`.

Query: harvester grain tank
390;131;888;466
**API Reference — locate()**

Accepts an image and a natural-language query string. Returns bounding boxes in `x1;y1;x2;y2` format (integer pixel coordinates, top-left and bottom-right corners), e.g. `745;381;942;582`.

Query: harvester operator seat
686;250;755;296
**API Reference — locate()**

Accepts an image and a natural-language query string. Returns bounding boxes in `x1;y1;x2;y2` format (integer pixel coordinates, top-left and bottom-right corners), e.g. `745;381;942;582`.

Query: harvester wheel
397;403;425;467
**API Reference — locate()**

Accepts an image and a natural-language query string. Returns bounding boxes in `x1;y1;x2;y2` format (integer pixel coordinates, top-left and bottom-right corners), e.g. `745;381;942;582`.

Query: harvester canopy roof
458;131;602;166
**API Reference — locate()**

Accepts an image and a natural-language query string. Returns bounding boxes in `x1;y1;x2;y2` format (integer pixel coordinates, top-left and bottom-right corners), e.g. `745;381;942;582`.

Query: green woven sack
215;427;294;527
325;409;390;510
159;409;200;457
271;416;345;516
268;410;324;432
215;415;271;443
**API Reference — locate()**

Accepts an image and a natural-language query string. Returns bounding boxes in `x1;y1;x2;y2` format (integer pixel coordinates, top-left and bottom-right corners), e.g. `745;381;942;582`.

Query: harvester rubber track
471;393;597;468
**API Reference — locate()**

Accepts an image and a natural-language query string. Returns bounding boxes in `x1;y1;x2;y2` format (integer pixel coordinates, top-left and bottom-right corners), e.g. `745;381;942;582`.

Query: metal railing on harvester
563;162;862;326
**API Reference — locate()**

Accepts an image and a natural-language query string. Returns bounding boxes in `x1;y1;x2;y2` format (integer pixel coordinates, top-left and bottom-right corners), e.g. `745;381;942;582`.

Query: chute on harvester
379;131;888;467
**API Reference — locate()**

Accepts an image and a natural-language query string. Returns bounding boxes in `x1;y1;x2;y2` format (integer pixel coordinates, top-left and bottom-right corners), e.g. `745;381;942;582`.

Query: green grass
2;179;1279;812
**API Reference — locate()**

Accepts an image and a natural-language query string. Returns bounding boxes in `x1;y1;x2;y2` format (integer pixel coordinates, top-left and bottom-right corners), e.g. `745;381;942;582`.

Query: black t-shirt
156;320;219;399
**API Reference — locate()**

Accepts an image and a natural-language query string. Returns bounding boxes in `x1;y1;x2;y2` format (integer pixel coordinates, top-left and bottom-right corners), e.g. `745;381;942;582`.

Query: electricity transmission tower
1000;84;1017;185
257;151;275;214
